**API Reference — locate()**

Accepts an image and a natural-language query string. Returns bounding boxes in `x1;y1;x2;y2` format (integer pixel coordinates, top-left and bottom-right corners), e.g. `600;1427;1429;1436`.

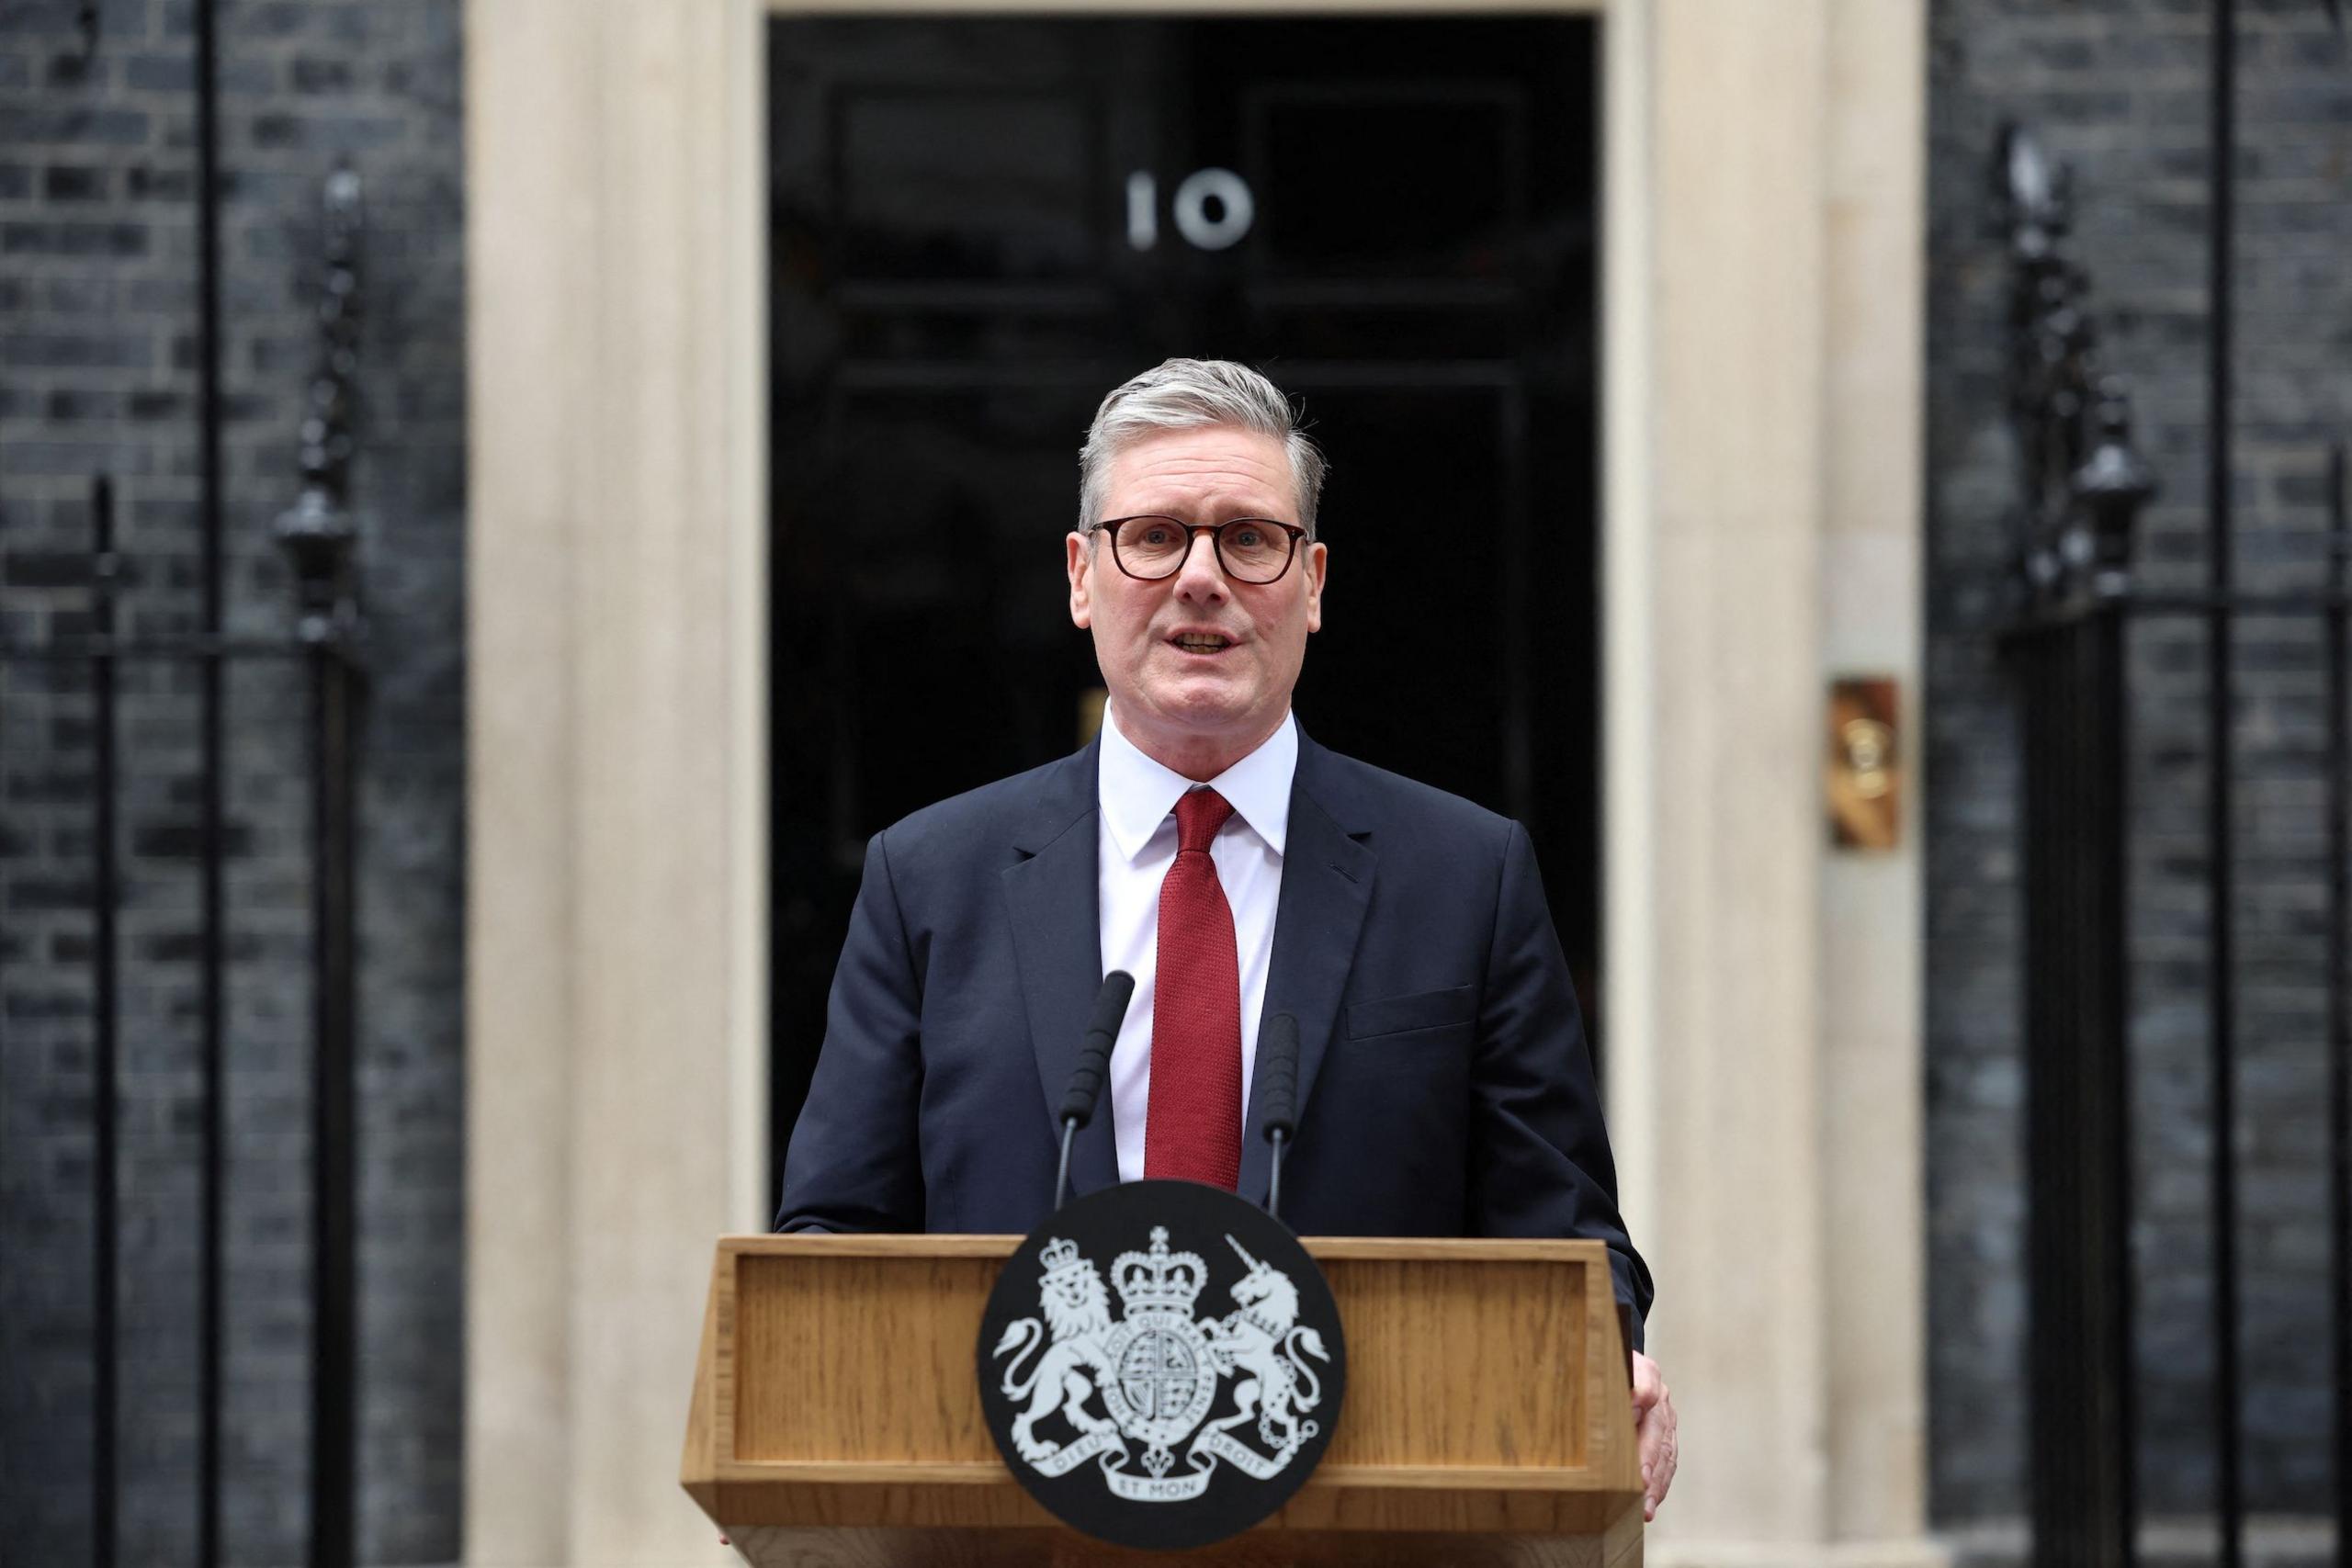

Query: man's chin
1136;683;1253;732
1124;693;1296;761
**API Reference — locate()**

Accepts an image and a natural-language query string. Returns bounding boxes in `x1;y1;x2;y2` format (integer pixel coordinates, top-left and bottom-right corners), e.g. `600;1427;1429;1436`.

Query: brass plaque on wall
1826;677;1900;852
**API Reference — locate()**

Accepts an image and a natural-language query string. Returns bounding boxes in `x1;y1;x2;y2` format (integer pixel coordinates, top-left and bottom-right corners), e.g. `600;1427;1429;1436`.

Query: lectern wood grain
1314;1257;1584;1470
683;1235;1642;1566
734;1252;1001;1462
719;1519;1642;1568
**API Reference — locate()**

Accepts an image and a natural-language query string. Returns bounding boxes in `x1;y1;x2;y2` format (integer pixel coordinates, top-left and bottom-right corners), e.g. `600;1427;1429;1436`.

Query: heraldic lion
992;1238;1118;1463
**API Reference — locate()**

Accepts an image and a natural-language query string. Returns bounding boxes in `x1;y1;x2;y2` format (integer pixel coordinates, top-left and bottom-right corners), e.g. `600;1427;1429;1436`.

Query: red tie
1145;788;1243;1190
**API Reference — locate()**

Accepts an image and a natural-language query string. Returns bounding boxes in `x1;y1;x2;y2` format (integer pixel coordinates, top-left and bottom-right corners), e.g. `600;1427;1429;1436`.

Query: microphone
1258;1011;1301;1223
1054;971;1135;1210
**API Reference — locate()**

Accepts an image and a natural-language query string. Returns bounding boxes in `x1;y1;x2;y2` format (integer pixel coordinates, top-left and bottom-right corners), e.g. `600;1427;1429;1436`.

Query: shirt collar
1098;706;1297;864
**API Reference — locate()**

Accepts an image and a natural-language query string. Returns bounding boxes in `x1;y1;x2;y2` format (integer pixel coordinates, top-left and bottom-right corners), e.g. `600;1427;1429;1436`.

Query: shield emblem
1100;1314;1217;1447
1118;1324;1201;1423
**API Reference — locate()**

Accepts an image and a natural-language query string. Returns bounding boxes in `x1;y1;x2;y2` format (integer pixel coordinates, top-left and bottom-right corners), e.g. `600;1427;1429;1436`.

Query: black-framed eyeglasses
1090;515;1311;584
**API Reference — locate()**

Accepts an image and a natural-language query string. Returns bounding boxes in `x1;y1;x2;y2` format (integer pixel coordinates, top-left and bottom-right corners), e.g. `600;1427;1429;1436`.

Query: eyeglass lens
1114;517;1295;582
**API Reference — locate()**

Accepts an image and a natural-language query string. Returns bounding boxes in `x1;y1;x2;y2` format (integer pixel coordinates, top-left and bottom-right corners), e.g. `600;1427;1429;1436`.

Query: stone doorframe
463;1;1941;1562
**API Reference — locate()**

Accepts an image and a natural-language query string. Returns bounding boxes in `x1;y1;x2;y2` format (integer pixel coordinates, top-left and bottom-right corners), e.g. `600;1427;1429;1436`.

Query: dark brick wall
1928;0;2351;1524
0;1;463;1562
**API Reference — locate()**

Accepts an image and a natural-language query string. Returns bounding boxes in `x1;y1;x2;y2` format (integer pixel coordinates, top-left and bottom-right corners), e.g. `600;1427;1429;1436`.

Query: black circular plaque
975;1179;1347;1551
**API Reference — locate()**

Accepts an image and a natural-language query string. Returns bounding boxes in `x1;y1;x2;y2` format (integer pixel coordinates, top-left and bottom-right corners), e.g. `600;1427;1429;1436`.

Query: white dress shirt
1096;705;1296;1182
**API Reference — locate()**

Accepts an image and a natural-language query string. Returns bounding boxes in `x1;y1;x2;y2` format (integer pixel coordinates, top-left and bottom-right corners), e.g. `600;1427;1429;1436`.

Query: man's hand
1631;1349;1678;1521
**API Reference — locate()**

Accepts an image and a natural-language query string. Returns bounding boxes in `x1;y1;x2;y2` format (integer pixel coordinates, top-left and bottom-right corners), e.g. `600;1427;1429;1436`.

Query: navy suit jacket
776;728;1654;1344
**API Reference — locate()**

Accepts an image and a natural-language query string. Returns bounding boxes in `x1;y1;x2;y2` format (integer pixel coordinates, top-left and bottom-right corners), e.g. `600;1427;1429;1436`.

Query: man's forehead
1103;426;1295;502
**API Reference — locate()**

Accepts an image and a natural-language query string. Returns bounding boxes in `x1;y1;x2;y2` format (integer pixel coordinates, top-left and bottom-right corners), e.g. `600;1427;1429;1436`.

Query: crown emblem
1111;1226;1206;1318
1037;1235;1090;1283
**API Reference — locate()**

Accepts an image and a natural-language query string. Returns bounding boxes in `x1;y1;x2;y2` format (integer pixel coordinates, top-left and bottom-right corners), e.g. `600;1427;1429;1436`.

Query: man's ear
1067;531;1093;628
1303;541;1328;635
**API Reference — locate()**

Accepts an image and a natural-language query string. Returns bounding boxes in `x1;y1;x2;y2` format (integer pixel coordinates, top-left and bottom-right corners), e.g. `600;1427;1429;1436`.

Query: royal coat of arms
990;1224;1335;1503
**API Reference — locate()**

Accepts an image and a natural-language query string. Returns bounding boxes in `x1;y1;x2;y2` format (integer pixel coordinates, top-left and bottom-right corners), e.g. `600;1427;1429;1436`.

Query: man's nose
1171;530;1229;600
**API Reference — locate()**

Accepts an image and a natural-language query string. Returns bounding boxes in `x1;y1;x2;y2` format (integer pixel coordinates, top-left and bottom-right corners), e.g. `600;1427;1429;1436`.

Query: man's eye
1228;525;1267;550
1136;524;1180;548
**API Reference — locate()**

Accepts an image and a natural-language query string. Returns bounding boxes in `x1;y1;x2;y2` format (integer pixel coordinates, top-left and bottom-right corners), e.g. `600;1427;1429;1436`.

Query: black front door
767;16;1603;1184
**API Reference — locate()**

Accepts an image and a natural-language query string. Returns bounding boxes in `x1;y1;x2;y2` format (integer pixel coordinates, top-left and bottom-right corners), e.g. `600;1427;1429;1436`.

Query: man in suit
778;358;1678;1516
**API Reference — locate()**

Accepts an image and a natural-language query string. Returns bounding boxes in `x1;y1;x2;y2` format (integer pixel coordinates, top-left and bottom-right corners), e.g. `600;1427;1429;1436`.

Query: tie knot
1174;787;1234;854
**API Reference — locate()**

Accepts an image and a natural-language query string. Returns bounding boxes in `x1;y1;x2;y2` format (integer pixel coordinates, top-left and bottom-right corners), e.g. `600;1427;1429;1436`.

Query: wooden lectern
682;1235;1643;1567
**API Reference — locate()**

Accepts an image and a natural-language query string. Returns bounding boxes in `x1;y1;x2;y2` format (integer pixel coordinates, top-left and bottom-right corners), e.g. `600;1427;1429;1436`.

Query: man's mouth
1170;632;1234;655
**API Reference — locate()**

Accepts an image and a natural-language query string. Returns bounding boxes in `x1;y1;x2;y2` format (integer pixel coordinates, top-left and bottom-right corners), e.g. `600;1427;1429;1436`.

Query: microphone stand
1054;1117;1085;1213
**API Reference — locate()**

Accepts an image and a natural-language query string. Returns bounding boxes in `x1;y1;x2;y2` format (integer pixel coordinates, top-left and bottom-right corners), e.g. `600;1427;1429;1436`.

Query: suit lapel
1239;737;1375;1209
1002;740;1120;1198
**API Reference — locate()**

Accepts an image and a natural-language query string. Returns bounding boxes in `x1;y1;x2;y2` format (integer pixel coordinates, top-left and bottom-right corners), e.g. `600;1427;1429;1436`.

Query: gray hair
1079;358;1328;538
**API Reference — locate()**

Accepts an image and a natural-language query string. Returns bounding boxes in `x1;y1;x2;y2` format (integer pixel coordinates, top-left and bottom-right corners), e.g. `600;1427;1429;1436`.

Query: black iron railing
0;6;368;1556
1998;118;2153;1566
1998;51;2351;1568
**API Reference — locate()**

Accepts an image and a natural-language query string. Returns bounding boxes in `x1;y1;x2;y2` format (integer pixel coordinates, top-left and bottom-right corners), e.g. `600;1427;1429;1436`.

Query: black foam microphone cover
1060;969;1135;1127
1260;1010;1301;1142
